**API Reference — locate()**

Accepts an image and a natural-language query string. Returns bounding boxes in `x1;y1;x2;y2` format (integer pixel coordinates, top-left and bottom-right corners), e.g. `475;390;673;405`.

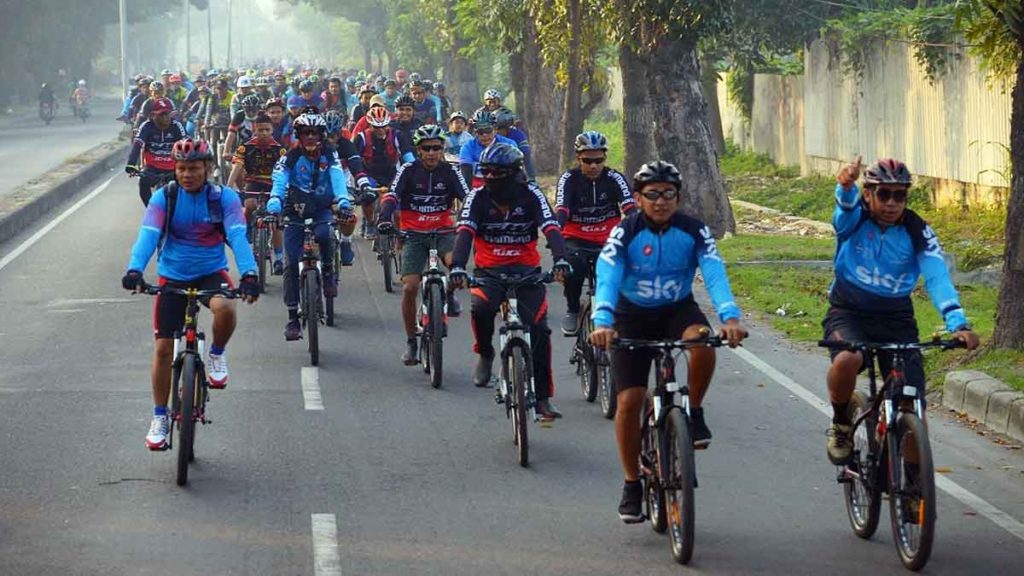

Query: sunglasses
580;157;606;165
873;188;908;203
639;188;679;201
481;167;513;178
419;145;443;152
474;127;494;135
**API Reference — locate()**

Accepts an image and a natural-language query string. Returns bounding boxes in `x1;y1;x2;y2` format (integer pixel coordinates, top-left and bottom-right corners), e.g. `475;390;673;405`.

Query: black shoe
474;353;494;387
535;398;562;419
402;338;418;366
561;312;579;336
618;480;644;524
691;408;712;449
284;319;302;341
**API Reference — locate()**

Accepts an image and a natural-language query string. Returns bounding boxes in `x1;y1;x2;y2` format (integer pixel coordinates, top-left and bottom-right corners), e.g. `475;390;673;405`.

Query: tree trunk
522;18;562;176
447;34;479;115
363;46;373;74
992;52;1024;349
618;41;654;183
702;51;726;155
559;0;584;170
509;51;525;113
648;34;734;237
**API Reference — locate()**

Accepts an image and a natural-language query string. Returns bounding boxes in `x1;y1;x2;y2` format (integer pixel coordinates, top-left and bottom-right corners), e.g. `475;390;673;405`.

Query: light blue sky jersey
593;212;741;328
270;147;349;212
459;134;518;178
128;184;255;281
831;183;967;332
445;131;473;156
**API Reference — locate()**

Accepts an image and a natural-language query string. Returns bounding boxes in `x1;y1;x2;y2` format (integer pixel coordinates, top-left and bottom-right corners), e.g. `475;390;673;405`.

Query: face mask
486;177;518;205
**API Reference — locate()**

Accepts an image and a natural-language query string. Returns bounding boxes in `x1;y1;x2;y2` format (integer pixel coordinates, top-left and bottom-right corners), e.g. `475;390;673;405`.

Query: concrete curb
0;138;129;246
943;370;1024;442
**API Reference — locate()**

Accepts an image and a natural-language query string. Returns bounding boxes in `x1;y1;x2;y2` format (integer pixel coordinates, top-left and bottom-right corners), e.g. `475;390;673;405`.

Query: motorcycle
39;101;55;125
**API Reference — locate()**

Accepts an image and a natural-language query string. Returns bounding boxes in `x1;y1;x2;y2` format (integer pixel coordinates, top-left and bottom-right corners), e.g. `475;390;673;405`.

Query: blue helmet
323;110;345;136
574;130;608;152
479;142;524;170
471;109;495;129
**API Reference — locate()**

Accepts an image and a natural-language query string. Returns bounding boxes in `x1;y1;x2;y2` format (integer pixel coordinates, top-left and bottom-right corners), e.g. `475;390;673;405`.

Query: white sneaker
145;415;170;451
207;352;229;389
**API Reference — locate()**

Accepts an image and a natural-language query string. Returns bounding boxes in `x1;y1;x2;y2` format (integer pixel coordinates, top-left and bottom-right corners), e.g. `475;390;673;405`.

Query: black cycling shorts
821;306;925;390
611;296;710;393
153;271;234;339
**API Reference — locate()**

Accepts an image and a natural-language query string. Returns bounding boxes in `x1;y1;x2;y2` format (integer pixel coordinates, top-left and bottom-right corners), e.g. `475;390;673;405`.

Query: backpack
158;181;225;253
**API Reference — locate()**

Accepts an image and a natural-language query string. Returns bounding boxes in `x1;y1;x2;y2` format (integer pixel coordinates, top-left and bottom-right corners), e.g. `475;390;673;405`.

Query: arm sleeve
327;150;349;208
554;171;571;227
222;190;257;275
693;225;742;323
452;165;470;201
127;188;168;272
271;155;289;202
379;162;411;221
833;183;864;240
611;170;636;214
916;226;968;331
533;186;566;261
127;126;144;167
592;225;627;328
228;111;245;131
452;190;480;268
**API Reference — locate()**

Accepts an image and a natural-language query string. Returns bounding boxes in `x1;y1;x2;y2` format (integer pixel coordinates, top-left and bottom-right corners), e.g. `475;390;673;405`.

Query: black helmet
633;161;682;192
863;158;912;187
413;124;446;146
493;108;517;130
479;142;524;170
395;95;415;109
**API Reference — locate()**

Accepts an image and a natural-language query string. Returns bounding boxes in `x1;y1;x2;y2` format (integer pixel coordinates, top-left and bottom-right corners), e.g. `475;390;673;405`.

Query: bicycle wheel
845;391;881;539
255;225;269;293
176;356;198;487
642;406;667;533
665;409;695;564
888;412;936;571
598;352;616;419
382;236;395;293
511;344;530;467
428;284;444;389
304;270;321;366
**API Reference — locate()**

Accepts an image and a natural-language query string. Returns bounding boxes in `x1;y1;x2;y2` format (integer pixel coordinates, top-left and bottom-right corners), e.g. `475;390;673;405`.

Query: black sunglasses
873;188;908;204
639;188;679;201
580;157;606;165
475;127;494;135
481;166;513;178
419;144;443;152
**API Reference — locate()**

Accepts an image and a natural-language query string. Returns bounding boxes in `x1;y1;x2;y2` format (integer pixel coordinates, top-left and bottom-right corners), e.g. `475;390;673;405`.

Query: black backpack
158;181;226;253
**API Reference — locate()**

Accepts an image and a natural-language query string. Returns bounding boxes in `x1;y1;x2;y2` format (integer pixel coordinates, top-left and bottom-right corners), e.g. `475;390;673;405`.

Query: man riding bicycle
377;124;471;365
458;110;518;189
266;113;352;341
126;97;187;206
121;138;259;451
352;107;414;240
589;160;748;523
822;157;979;465
555;131;635;336
449;143;571;419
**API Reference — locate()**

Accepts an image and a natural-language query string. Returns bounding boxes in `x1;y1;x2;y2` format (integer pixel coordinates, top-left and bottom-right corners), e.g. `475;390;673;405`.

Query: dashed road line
302;367;324;410
311;513;342;576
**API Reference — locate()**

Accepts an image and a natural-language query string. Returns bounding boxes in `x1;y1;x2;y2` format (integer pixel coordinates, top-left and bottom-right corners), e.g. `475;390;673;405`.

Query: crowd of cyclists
117;61;981;531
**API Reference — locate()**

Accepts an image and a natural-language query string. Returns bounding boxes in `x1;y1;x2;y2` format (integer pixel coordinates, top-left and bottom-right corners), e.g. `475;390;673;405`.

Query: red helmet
366;106;391;128
150;98;174;116
863;158;912;187
171;139;213;162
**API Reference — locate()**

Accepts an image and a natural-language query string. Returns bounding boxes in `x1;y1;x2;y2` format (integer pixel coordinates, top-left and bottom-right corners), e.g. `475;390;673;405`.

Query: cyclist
71;80;90;117
121;138;259;451
445;111;472;157
494;108;535;182
126;98;187;206
350;83;377;126
134;81;167;130
166;74;187;109
296;79;324;113
822;157;980;465
264;97;293;148
255;76;274;102
352;107;414;239
377;124;471;364
222;93;263;164
381;78;400;111
408;81;439;124
391;94;422;151
322;77;347;114
589;160;747;522
459;110;518;188
449;143;570;418
323;109;365;265
227;111;288;275
555;131;635;335
128;77;153;126
433;82;451;124
266;113;352;341
230;75;255;117
478;88;503;114
204;78;235;155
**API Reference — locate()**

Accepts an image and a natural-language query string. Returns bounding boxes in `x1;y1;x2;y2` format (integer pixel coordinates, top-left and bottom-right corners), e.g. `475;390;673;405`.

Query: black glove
121;270;144;291
125;165;141;177
239;273;260;299
553;258;573;277
376;220;394;235
449;267;469;289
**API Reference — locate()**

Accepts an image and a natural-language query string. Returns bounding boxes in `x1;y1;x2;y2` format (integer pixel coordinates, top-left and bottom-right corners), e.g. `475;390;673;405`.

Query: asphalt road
0;170;1022;575
0;97;123;198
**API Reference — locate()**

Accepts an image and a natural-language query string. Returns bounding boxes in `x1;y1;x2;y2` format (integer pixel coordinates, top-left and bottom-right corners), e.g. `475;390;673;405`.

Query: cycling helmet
433;81;445;92
168;74;181;83
78;79;87;86
293;112;327;133
171;138;213;162
574;130;608;152
366;106;391;128
409;72;422;82
479;143;524;171
359;83;377;95
493;108;517;130
422;80;434;91
263;97;285;110
863;158;912;187
323;110;345;135
309;74;320;85
150;81;165;92
160;68;173;76
484;89;502;101
471;109;495;129
299;79;314;92
409;80;424;90
413;124;446;146
236;76;252;89
448;110;467;123
344;76;356;87
384;78;397;88
395;95;415;109
255;76;270;87
248;68;258;79
241;93;262;115
286;95;305;110
150;97;174;115
633;161;682;191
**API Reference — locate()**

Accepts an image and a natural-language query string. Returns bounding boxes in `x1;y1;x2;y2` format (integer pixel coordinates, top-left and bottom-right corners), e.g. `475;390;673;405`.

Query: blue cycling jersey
459;134;518;178
830;183;967;332
128;183;255;281
593;212;741;328
268;146;350;217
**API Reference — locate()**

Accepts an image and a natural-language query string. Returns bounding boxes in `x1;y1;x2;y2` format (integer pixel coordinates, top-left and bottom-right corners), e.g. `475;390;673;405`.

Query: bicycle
614;332;725;565
250;196;275;294
818;336;964;571
403;228;454;389
372;226;401;293
566;248;614;418
137;282;239;487
284;216;331;365
467;270;553;467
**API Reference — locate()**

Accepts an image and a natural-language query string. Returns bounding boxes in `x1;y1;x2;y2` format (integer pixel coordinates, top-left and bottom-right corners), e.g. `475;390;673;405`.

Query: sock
210;344;225;356
154;405;168;418
341;234;352;242
624;479;641;487
690;406;704;419
408;337;417;345
832;402;851;425
288;308;298;320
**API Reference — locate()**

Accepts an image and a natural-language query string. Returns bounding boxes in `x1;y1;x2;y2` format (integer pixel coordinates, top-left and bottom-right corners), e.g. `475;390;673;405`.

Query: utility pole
226;0;233;69
184;0;191;73
207;1;213;69
119;0;128;98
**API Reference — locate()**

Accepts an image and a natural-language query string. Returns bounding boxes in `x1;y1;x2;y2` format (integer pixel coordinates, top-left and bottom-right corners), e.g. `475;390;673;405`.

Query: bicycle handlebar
614;335;725;350
399;227;456;239
135;281;240;299
817;336;966;353
467;270;555;288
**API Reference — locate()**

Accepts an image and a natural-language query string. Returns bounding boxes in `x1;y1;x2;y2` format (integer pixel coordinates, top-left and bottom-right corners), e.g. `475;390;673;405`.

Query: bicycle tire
888;411;936;571
598;353;616;419
176;356;198;487
642;405;667;533
255;225;269;293
382;236;395;293
665;409;695;564
304;270;320;366
511;344;530;467
845;391;881;539
428;284;444;389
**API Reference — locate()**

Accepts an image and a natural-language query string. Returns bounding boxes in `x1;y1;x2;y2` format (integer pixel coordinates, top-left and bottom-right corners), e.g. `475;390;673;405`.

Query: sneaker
364;229;377;241
826;423;854;465
145;415;170;451
340;241;354;266
536;398;563;419
402;339;418;366
207;352;229;389
618;481;644;523
272;259;284;276
446;292;462;317
323;272;338;298
561;312;579;336
284;319;302;341
691;409;712;449
474;353;494;387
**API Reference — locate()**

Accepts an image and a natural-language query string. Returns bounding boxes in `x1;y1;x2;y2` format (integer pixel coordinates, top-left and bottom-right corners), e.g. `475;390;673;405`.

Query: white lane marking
302;366;324;410
0;174;116;273
311;513;342;576
729;346;1024;542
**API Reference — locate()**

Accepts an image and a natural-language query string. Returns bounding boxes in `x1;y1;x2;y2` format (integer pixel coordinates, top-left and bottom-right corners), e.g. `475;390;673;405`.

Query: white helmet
78;79;87;86
236;75;253;89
